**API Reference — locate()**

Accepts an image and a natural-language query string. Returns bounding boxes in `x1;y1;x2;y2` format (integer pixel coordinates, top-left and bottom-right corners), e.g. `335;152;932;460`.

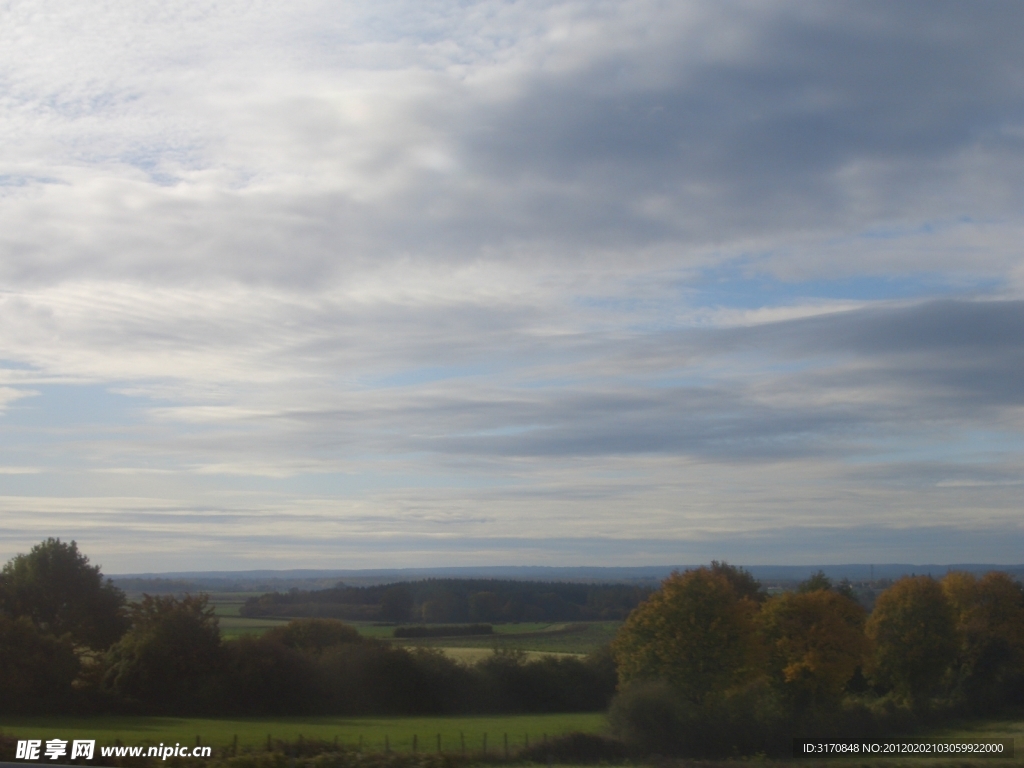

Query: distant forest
240;579;653;622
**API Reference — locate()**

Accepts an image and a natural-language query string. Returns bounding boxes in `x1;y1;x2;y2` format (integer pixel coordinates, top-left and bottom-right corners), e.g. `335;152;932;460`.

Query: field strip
0;713;606;752
431;647;584;663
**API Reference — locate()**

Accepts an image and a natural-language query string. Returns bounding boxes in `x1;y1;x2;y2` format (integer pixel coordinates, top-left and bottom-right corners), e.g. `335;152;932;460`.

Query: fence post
232;735;238;756
460;732;465;755
267;734;272;752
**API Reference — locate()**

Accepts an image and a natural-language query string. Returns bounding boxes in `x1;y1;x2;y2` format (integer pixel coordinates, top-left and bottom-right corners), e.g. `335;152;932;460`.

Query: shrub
263;618;362;652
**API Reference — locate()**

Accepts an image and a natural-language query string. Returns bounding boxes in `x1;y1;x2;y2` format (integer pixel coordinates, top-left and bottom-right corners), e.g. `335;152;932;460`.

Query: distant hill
111;563;1024;595
240;578;653;623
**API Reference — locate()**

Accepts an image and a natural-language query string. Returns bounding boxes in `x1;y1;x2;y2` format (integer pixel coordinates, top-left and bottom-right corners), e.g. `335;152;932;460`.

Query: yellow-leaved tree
865;575;956;705
611;565;762;704
942;570;1024;704
759;587;869;708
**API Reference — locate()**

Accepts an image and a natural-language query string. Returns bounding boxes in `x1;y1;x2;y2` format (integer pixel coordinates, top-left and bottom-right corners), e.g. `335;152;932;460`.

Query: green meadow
391;621;619;655
207;597;620;653
0;712;606;754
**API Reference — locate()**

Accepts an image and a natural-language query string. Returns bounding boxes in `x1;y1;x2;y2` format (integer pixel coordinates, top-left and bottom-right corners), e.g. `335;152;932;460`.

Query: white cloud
2;1;1024;568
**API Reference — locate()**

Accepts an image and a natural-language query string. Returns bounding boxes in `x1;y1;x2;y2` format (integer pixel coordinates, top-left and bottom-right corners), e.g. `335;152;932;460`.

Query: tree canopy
0;537;127;649
612;565;762;703
759;587;868;707
942;570;1024;703
865;575;957;704
0;614;79;713
102;594;224;713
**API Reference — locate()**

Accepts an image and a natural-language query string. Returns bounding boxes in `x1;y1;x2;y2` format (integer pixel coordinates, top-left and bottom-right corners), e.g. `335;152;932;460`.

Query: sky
1;0;1023;573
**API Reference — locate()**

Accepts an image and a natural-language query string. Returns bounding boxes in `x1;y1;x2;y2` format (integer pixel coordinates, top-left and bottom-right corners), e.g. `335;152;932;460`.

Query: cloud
2;1;1024;288
2;2;1024;568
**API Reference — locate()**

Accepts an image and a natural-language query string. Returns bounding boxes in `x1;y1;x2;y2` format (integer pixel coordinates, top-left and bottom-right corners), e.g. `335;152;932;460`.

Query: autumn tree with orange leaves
759;586;869;708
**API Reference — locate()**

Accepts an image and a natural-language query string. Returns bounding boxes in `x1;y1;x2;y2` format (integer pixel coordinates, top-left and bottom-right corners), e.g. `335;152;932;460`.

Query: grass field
392;621;619;655
206;596;621;655
928;711;1024;748
0;713;606;753
4;711;1024;765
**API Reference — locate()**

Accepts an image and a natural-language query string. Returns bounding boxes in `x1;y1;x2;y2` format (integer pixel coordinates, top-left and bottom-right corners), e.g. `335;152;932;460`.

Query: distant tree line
609;562;1024;756
0;539;616;716
240;579;651;623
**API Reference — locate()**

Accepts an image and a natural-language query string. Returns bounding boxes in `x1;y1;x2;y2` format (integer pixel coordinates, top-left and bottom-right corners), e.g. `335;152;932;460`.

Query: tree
0;538;127;649
942;571;1024;704
0;614;79;713
759;588;868;708
612;567;762;703
865;575;956;704
102;594;224;713
263;617;362;653
797;571;832;594
710;561;767;603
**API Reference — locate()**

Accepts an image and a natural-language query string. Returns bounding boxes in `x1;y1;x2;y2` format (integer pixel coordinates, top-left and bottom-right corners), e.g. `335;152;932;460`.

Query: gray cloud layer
1;2;1023;568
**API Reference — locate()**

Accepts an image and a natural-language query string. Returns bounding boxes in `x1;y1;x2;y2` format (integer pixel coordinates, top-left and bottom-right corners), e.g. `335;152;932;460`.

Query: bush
263;618;363;652
608;680;688;755
224;634;322;715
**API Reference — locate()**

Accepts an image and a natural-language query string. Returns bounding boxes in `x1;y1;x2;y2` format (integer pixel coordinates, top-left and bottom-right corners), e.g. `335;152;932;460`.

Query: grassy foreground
928;712;1024;752
0;712;605;753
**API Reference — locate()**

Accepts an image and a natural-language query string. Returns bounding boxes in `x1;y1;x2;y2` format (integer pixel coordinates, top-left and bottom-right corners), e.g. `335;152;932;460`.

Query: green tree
866;575;956;705
0;614;79;713
612;566;762;703
102;594;224;713
0;538;127;649
797;571;832;593
263;617;362;653
759;588;868;708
